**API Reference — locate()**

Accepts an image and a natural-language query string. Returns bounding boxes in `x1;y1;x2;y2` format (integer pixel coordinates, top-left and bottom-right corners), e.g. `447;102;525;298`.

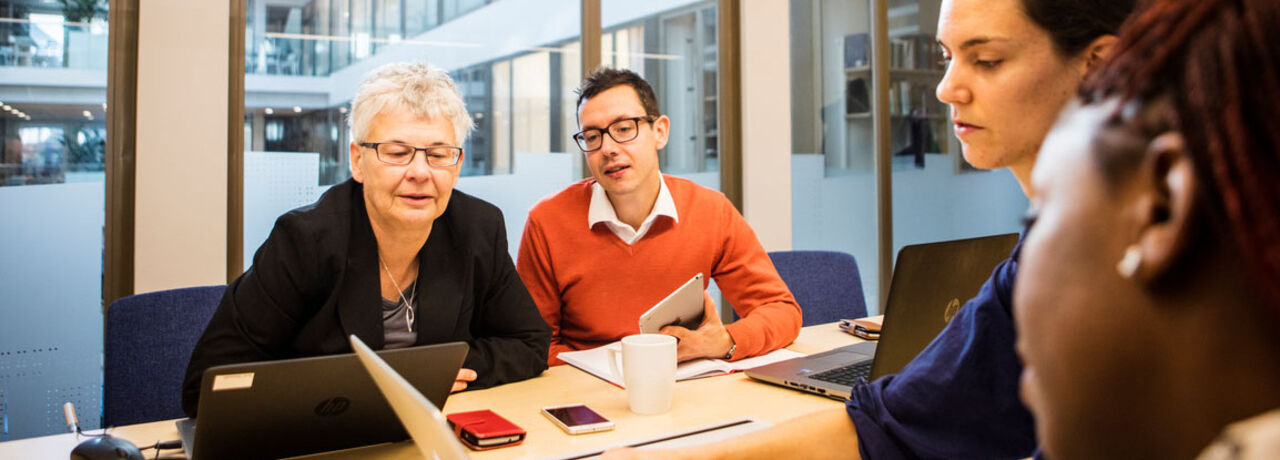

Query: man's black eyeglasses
572;116;655;152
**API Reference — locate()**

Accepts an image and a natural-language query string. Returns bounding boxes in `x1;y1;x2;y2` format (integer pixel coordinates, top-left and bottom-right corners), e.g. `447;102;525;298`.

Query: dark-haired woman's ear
1126;131;1197;283
1084;35;1121;71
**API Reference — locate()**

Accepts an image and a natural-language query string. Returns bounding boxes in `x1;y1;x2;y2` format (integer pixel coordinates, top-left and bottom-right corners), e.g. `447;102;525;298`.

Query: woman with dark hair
604;0;1135;458
1016;0;1280;458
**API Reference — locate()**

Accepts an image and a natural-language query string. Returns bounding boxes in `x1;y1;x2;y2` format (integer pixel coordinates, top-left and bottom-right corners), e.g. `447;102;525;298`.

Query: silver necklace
380;255;417;333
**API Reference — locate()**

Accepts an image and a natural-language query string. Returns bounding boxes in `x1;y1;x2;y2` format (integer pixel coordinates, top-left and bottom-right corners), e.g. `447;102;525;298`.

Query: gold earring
1116;245;1142;279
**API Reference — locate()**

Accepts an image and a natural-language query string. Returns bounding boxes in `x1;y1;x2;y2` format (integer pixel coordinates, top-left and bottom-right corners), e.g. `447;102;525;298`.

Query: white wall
741;0;793;251
134;0;230;293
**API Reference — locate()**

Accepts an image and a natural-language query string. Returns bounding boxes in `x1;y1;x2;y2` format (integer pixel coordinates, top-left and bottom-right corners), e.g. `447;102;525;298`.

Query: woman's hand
452;368;477;392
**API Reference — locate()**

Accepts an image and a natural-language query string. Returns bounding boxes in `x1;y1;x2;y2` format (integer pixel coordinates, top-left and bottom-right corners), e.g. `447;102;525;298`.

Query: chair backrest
103;285;226;427
768;250;867;326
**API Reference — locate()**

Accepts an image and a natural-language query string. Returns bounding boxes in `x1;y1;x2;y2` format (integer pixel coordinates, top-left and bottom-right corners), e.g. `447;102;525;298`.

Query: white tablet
638;273;706;334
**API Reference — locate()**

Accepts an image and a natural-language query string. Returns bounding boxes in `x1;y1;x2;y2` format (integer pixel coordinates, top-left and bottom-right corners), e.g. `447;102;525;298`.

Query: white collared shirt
588;176;679;245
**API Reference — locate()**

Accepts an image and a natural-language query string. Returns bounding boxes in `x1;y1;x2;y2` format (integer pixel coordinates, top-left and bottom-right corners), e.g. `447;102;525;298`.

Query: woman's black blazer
182;179;550;417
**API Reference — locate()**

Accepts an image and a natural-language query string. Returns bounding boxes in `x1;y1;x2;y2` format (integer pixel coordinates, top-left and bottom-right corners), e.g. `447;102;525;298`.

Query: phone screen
545;405;609;426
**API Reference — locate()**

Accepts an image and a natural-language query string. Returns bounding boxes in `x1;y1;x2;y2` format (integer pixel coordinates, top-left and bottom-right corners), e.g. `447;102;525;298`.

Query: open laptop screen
183;341;467;460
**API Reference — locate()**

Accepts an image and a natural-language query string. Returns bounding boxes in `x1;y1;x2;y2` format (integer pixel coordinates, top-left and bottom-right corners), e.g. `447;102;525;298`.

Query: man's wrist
722;332;737;359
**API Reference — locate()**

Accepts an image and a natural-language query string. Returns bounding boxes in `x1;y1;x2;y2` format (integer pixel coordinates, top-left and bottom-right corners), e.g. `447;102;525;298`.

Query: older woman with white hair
182;62;550;417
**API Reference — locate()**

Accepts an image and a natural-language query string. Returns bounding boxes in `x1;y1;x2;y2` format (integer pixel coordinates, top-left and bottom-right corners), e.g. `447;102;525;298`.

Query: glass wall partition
240;0;731;266
788;0;884;308
246;0;499;78
241;0;585;265
0;0;108;70
885;0;1025;260
601;1;718;188
0;0;109;440
789;0;1026;312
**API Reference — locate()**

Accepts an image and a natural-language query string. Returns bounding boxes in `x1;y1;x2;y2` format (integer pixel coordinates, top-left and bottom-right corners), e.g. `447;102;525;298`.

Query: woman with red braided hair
1014;0;1280;458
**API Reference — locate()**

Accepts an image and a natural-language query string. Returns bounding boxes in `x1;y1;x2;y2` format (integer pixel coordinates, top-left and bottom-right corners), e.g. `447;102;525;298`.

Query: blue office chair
768;250;867;326
103;285;226;427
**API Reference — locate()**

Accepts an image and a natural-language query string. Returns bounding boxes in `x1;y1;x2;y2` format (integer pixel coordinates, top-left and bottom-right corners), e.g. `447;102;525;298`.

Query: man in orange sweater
517;68;802;366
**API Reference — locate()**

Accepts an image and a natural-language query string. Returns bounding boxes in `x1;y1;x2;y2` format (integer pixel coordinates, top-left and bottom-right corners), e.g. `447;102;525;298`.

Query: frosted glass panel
0;183;105;440
0;0;110;440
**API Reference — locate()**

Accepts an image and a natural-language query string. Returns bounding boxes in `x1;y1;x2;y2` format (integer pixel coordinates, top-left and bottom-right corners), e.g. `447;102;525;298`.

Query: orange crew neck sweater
517;175;802;366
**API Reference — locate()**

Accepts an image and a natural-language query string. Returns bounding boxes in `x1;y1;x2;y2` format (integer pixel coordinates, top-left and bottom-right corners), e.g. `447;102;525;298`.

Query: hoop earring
1116;245;1142;279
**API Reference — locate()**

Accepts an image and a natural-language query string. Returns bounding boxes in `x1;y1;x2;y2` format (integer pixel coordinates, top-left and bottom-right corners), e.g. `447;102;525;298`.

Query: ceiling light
338;106;347;113
2;105;10;111
102;103;108;110
264;108;274;115
82;110;92;117
293;106;302;113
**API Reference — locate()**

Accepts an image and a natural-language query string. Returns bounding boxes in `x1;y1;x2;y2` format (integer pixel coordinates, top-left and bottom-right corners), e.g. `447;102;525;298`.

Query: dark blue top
845;242;1038;459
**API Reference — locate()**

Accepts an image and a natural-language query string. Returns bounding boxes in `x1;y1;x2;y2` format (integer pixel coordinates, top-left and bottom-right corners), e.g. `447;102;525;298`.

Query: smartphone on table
541;404;615;435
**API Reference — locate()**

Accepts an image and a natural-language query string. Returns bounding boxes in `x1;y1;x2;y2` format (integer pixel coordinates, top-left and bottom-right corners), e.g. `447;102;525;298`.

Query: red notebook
445;409;526;450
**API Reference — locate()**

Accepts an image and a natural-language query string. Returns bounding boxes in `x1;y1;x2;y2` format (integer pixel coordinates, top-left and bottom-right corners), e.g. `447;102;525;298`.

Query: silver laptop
350;335;471;460
176;340;468;460
351;334;774;460
746;233;1019;400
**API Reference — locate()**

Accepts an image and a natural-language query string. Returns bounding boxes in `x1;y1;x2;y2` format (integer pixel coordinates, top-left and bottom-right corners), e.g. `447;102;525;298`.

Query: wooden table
0;323;861;459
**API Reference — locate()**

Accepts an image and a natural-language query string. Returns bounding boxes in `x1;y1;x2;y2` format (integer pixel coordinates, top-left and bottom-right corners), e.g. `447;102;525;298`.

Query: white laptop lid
349;335;470;460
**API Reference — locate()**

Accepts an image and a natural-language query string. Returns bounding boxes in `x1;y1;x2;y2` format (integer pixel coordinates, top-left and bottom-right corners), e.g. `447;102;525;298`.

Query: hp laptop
176;340;468;460
746;233;1019;400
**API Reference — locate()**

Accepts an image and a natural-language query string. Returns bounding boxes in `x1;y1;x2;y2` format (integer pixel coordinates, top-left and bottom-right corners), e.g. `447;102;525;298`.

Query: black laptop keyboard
810;361;873;387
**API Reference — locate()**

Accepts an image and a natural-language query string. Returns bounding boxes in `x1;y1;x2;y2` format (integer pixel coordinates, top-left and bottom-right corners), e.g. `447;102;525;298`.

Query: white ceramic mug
607;334;677;415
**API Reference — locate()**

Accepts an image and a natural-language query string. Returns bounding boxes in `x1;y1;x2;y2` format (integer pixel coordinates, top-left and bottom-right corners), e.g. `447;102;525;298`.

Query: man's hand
452;368;477;392
660;291;735;362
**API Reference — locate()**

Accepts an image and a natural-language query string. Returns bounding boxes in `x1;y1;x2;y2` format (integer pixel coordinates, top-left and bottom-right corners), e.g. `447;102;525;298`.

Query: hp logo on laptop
943;298;962;323
314;397;351;416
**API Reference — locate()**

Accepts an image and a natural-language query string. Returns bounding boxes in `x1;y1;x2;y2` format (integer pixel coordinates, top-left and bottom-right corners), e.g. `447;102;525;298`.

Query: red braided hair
1082;0;1280;308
